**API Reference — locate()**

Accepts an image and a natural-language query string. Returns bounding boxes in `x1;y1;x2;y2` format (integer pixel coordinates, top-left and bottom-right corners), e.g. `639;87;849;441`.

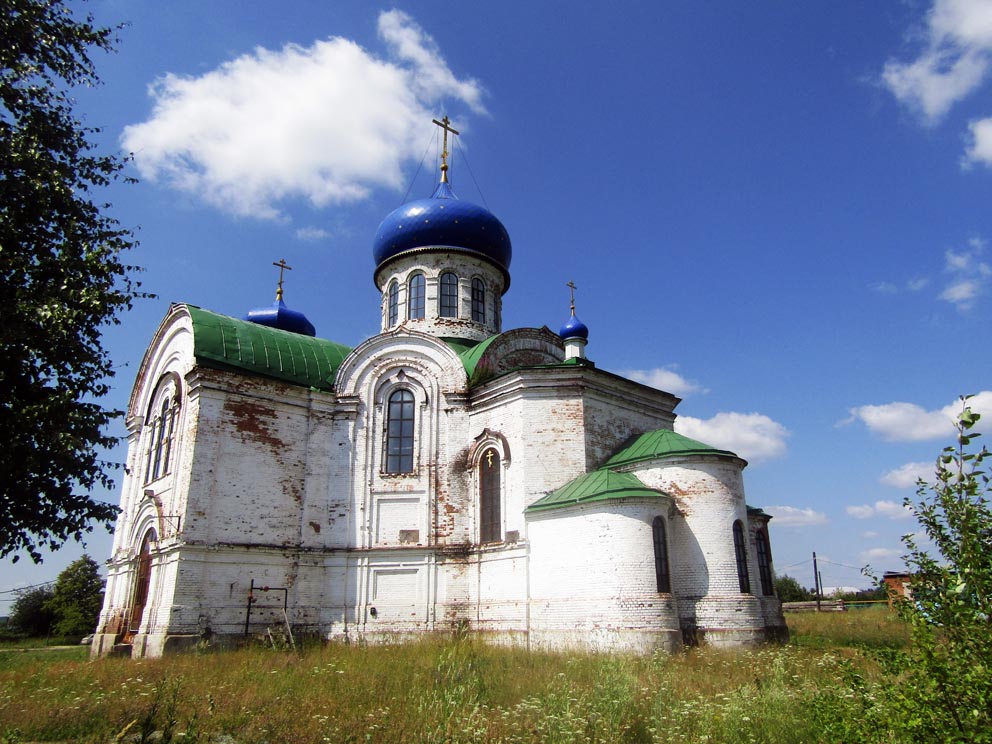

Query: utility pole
813;551;821;611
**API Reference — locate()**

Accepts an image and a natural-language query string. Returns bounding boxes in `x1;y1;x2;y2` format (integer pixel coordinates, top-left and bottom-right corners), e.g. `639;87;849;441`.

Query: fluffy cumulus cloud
966;116;992;166
674;412;789;463
880;461;935;488
122;11;484;219
847;500;915;520
623;367;706;397
845;390;992;442
939;237;991;310
882;0;992;123
295;227;330;241
861;547;903;562
762;506;828;527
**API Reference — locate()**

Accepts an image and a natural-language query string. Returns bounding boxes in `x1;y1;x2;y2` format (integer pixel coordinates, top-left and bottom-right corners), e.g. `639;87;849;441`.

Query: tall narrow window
385;389;415;473
479;448;501;543
439;272;458;317
755;527;774;596
387;281;399;326
652;517;671;593
408;274;425;320
471;278;486;323
144;384;179;484
129;529;157;635
733;520;751;593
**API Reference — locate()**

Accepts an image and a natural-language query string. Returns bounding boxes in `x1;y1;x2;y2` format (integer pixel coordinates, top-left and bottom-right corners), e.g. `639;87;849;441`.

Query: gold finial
273;258;292;301
567;280;577;316
432;116;460;183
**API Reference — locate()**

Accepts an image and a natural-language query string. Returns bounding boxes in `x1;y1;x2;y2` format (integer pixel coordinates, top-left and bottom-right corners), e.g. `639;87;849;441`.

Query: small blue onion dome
559;313;589;341
244;298;316;337
373;180;512;277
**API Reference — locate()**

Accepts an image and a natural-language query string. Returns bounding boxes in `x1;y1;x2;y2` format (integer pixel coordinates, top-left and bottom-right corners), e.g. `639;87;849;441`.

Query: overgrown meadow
1;608;907;743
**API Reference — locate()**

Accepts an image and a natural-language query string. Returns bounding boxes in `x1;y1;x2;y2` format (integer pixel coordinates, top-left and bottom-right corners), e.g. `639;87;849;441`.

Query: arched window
387;281;399;326
479;448;501;543
144;379;179;484
755;527;774;596
733;520;751;593
471;278;486;323
652;517;671;593
385;389;415;473
439;272;458;317
408;274;425;320
128;529;157;635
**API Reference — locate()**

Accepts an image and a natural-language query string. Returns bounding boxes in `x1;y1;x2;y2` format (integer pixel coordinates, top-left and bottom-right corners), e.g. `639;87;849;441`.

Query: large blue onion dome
373;180;512;279
559;312;589;341
244;297;316;337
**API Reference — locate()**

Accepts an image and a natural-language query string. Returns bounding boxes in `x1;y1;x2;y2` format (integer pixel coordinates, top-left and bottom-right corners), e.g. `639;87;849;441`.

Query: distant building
883;571;913;604
92;122;787;658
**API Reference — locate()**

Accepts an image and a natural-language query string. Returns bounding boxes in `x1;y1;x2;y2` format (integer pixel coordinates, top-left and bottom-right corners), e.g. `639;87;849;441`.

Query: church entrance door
126;530;156;639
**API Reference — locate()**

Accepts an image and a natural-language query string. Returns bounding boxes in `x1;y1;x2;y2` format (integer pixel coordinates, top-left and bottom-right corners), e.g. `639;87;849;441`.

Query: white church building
93;124;786;658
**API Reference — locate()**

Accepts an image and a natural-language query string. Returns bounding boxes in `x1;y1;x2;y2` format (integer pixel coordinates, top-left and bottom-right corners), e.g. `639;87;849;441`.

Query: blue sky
4;0;992;610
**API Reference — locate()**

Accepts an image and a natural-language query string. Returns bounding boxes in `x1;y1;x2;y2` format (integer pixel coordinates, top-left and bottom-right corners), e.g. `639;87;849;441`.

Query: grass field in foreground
0;607;906;744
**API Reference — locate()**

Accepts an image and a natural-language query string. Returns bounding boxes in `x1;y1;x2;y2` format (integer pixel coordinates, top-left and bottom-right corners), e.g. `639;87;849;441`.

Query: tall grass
0;608;904;744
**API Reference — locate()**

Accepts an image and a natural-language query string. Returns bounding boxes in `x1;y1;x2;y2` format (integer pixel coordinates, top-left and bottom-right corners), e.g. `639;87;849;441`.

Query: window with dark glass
439;272;458;317
652;516;671;592
479;448;501;543
408;274;425;320
755;527;774;595
387;281;399;326
385;389;415;473
145;394;177;483
471;278;485;323
733;520;751;593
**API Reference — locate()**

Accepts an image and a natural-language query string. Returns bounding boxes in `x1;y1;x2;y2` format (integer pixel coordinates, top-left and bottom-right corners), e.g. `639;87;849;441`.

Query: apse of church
93;119;786;658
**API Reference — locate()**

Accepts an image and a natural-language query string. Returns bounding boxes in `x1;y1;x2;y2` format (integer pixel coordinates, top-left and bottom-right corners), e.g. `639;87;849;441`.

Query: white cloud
907;277;930;291
295;227;330;241
845;390;992;441
882;0;992;123
938;239;992;310
880;461;934;488
847;500;915;521
623;367;706;397
763;506;828;527
674;412;789;463
862;530;879;538
861;547;903;562
965;116;992;166
122;10;484;219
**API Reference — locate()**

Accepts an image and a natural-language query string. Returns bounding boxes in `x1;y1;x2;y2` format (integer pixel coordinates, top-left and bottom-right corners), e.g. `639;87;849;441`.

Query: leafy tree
7;584;55;636
0;0;145;562
774;574;814;602
46;554;104;636
886;397;992;742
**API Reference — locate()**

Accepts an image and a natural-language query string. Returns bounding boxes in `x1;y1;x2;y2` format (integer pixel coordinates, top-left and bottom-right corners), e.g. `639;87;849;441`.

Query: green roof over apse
526;469;665;513
605;429;740;469
442;336;499;381
186;306;352;391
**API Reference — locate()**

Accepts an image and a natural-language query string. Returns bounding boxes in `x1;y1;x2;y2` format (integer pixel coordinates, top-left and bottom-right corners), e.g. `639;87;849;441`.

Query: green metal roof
187;306;352;391
526;469;665;513
605;428;739;469
441;335;501;383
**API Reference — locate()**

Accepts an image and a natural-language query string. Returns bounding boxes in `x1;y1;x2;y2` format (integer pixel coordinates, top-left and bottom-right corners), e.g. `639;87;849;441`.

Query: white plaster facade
94;171;786;658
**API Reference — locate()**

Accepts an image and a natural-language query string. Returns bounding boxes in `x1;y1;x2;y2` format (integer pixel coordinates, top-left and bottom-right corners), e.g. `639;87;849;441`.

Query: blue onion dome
373;180;512;279
559;312;589;341
244;298;316;337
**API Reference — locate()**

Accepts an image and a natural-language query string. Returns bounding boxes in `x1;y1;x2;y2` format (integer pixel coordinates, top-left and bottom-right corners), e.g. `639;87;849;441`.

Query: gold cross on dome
432;116;460;183
273;258;292;301
566;280;577;315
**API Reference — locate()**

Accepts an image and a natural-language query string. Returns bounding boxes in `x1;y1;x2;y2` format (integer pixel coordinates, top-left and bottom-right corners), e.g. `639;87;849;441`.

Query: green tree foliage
774;574;814;602
0;0;145;562
888;398;992;742
7;584;55;636
45;554;104;636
